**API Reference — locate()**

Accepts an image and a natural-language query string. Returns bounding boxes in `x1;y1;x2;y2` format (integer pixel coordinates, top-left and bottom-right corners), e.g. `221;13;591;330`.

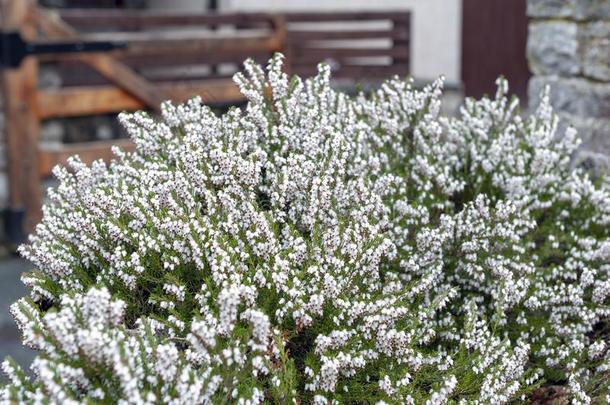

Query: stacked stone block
527;0;610;171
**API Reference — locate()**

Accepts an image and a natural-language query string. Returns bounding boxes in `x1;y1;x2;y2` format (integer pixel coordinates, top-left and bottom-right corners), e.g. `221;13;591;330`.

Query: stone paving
0;257;36;382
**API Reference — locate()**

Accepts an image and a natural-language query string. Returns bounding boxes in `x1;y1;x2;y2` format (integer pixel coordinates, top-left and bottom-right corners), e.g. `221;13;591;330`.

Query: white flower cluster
3;53;610;403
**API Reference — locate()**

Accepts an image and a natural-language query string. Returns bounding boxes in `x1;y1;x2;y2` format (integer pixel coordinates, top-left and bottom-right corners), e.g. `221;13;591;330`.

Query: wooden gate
0;0;410;241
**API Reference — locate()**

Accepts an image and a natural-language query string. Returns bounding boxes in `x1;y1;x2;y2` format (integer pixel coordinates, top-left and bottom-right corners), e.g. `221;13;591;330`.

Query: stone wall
527;0;610;172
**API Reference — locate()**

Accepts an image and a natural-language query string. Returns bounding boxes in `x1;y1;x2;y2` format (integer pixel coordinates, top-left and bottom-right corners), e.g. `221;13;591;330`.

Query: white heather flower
4;54;610;404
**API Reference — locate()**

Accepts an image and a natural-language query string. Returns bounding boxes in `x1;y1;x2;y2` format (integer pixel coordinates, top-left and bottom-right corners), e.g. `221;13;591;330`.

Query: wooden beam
73;29;272;41
1;0;44;231
291;63;409;79
291;46;409;59
40;35;279;63
37;79;245;119
56;9;409;27
38;139;135;177
117;50;271;70
285;11;410;23
36;86;143;119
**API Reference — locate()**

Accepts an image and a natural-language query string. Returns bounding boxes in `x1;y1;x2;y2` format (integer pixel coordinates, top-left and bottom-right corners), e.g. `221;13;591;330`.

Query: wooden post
0;0;42;241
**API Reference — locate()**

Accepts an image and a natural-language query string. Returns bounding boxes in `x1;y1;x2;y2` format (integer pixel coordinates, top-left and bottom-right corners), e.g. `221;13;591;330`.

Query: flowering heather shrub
3;54;610;404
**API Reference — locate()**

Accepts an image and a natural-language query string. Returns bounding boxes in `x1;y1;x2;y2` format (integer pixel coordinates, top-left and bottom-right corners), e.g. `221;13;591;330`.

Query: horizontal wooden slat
136;70;235;83
37;79;245;119
120;50;271;70
58;10;410;35
151;79;245;102
58;10;277;29
78;29;271;42
291;46;409;62
37;36;279;62
293;44;408;54
54;66;234;87
126;38;278;58
287;28;408;41
37;86;141;118
285;11;410;23
292;64;409;79
38;139;135;177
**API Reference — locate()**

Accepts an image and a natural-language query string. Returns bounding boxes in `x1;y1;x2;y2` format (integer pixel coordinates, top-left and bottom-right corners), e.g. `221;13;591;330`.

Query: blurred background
1;0;608;378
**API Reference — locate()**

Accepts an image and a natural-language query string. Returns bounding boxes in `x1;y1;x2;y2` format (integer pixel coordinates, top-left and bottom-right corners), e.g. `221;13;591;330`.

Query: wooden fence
0;0;410;240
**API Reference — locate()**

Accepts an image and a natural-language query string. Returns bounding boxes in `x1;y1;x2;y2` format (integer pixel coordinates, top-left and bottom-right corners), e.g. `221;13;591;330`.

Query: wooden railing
285;12;410;79
0;0;410;240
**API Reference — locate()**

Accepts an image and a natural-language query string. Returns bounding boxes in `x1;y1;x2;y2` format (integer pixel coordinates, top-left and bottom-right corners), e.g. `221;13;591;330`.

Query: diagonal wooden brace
32;8;167;111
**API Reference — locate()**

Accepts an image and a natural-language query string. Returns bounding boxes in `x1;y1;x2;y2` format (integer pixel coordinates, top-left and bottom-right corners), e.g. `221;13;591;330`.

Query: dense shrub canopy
3;54;610;404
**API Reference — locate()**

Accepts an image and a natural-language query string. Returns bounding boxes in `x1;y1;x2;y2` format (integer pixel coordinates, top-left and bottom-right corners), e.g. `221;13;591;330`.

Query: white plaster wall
147;0;462;84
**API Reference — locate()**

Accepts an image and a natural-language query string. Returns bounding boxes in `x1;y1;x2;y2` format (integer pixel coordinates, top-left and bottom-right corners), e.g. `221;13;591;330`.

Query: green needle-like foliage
3;54;610;404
